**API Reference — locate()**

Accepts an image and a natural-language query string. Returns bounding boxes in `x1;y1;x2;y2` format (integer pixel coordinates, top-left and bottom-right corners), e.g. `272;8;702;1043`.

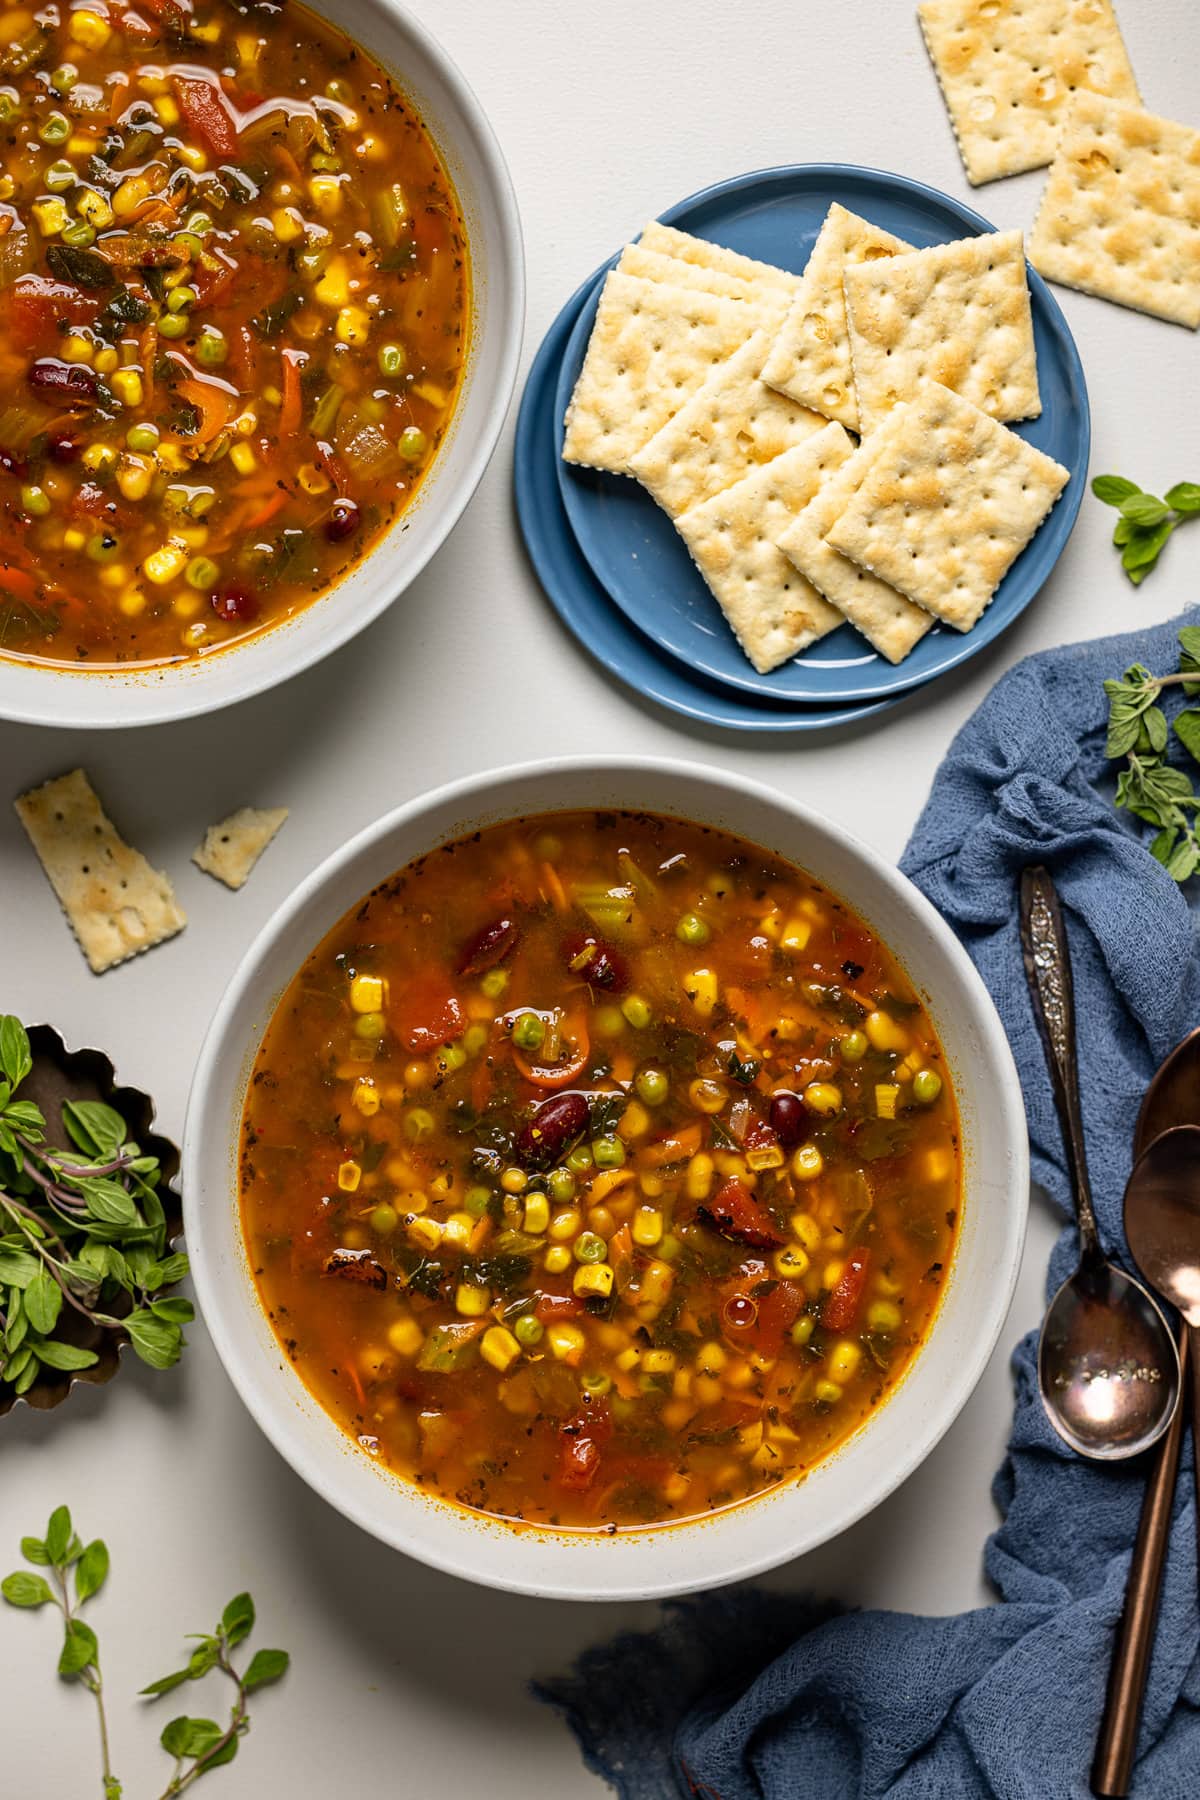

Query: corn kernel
544;1244;572;1274
334;303;371;346
406;1216;442;1252
547;1322;585;1364
153;94;179;125
694;1373;723;1406
780;917;812;952
875;1084;900;1120
174;143;207;172
32;197;68;235
573;1262;614;1300
387;1316;423;1357
548;1207;581;1242
69;9;112;48
62;333;94;364
523;1193;550;1235
632;1206;663;1247
685;1152;714;1201
614;1346;640;1372
350;973;384;1013
866;1010;910;1053
823;1258;845;1291
791;1145;824;1181
637;1259;674;1310
696;1341;727;1376
313;255;350;307
351;1081;379;1117
101;565;129;592
63;526;86;551
110;369;144;408
142;539;188;584
723;1357;754;1390
309;173;343;216
229;440;256;476
774;1244;810;1280
480;1325;521;1373
337;1160;361;1193
112;174;151;217
441;1212;472;1249
687;1078;726;1113
619;1099;650;1140
828;1340;863;1385
684;967;718;1017
814;1379;844;1406
500;1167;527;1195
189;18;220;39
298;461;330;495
804;1081;843;1116
271;205;305;243
455;1282;490;1317
642;1349;676;1375
867;1299;903;1334
76;188;113;228
790;1211;822;1252
639;1172;665;1198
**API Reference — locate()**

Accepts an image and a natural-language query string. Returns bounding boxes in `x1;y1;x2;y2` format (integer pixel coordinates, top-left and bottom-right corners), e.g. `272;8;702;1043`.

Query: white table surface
2;2;1197;1792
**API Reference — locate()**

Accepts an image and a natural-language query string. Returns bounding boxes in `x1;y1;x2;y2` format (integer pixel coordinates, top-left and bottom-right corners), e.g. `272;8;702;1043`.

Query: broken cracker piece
192;806;289;891
638;221;798;291
15;768;186;974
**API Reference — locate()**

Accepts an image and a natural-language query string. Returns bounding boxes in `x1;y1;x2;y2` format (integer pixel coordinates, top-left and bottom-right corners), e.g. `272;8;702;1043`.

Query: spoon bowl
1125;1124;1200;1327
1040;1256;1181;1460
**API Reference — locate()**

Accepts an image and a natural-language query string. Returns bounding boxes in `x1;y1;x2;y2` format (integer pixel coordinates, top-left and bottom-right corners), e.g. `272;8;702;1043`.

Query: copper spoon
1093;1029;1200;1798
1019;868;1181;1460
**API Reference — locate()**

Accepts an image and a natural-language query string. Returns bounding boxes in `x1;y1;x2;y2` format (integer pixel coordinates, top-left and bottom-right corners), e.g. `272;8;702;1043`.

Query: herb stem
53;1562;117;1798
155;1650;248;1798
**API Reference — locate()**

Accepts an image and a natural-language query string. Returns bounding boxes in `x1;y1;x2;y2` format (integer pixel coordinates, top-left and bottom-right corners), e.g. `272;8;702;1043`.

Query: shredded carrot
240;489;287;533
279;347;304;437
109;75;129;124
344;1361;366;1410
174;377;235;445
639;1124;703;1168
539;860;568;914
514;1011;590;1089
138;322;157;405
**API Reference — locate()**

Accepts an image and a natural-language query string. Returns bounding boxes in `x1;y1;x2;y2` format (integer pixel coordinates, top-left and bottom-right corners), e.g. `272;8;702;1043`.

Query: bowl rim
0;0;525;731
183;756;1029;1600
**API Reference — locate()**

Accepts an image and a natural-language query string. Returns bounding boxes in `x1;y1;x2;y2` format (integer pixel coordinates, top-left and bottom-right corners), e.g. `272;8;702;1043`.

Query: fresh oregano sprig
1092;473;1200;585
0;1017;192;1398
2;1505;289;1798
1104;625;1200;882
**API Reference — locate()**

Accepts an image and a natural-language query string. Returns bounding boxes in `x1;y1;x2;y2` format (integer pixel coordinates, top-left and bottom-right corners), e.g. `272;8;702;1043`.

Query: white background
2;2;1198;1794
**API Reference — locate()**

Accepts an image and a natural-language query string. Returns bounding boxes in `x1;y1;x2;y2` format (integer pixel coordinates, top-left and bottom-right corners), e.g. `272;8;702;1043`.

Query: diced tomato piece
535;1292;583;1323
8;277;97;352
559;1432;600;1492
753;1281;804;1356
822;1249;870;1332
173;75;239;159
392;976;464;1054
702;1177;784;1248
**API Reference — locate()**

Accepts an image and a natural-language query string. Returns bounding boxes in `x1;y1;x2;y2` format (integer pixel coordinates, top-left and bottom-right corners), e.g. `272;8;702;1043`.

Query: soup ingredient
0;0;467;668
1092;474;1200;586
2;1503;289;1798
0;1016;190;1396
16;770;185;972
240;812;960;1529
192;806;288;891
1103;627;1200;884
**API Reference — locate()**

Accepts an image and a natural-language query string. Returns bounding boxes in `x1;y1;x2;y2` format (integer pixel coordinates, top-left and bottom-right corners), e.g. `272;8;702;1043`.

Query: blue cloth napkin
538;610;1200;1800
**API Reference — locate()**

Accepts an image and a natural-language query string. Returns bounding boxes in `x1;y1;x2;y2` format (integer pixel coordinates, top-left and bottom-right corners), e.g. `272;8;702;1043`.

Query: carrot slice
279;347;305;437
174;377;235;445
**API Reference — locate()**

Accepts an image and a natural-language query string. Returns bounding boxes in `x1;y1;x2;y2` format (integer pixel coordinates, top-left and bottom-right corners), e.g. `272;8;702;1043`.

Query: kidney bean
45;429;79;464
768;1091;806;1149
27;359;98;406
562;931;629;993
325;496;361;541
517;1090;589;1168
211;584;259;624
459;915;519;976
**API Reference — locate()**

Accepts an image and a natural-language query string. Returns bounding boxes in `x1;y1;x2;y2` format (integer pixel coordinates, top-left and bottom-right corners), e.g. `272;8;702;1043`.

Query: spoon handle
1019;866;1102;1258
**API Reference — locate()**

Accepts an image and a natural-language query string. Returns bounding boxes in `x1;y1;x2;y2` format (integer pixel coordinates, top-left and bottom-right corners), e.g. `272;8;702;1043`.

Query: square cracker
637;221;798;292
843;228;1041;434
617;243;759;301
776;430;935;664
15;768;186;973
1029;92;1200;328
192;806;289;890
918;0;1139;186
561;273;780;475
673;423;851;673
760;203;912;432
826;381;1069;632
628;331;826;515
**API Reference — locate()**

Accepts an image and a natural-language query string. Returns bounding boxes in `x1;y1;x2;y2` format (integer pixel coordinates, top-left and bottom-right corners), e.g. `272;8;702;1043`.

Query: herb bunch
2;1504;289;1798
1104;626;1200;882
0;1016;192;1398
1092;473;1200;584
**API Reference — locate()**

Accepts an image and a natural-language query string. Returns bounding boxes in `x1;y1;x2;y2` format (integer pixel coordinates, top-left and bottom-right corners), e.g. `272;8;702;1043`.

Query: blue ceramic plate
555;165;1090;704
515;276;900;734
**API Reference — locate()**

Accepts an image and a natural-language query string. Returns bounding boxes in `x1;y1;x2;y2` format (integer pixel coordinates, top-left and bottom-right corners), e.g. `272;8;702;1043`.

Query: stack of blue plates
514;165;1089;734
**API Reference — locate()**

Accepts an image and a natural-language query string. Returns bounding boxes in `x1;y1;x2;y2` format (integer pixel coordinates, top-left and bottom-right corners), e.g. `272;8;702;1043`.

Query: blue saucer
514;276;899;734
555;164;1090;705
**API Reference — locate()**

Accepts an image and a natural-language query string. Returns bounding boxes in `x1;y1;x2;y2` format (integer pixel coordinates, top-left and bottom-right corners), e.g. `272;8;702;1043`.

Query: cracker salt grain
918;0;1139;186
760;203;912;432
637;221;798;292
192;806;289;890
673;423;852;673
629;332;826;516
1029;92;1200;328
843;228;1041;434
15;768;186;974
776;430;935;663
617;243;760;301
825;380;1069;631
561;273;779;475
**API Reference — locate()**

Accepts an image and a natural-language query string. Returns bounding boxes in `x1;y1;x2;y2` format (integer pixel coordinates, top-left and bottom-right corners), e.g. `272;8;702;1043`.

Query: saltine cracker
193;807;289;890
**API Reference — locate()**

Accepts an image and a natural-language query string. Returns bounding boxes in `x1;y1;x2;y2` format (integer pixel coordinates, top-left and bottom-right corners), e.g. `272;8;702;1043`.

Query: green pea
464;1184;492;1219
579;1370;612;1397
50;63;77;92
38;111;69;145
185;210;213;235
174;230;204;258
166;284;197;313
20;484;49;517
591;1136;625;1170
369;1203;398;1236
512;1011;545;1052
353;1011;385;1039
593;1004;624;1038
403;1107;435;1140
791;1315;815;1347
0;90;20;123
565;1144;594;1175
675;911;710;947
840;1030;868;1064
438;1041;467;1073
635;1067;669;1107
185;556;219;592
44;159;75;192
377;342;407;377
86;531;120;562
480;967;509;1000
126;423;160;454
157;313;189;340
60;221;96;247
398;425;427;464
514;1314;543;1347
621;994;651;1029
310;150;342;172
912;1068;943;1105
547;1167;575;1204
573;1231;607;1264
463;1023;488;1055
196;326;227;367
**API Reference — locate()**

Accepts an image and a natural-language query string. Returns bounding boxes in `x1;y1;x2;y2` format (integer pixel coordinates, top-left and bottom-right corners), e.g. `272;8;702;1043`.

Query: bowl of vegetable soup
185;758;1028;1599
0;0;522;727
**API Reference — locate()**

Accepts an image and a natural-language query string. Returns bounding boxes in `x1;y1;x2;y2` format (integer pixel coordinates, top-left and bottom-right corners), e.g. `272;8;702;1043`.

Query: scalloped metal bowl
184;758;1029;1601
1;1025;182;1418
0;0;524;729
